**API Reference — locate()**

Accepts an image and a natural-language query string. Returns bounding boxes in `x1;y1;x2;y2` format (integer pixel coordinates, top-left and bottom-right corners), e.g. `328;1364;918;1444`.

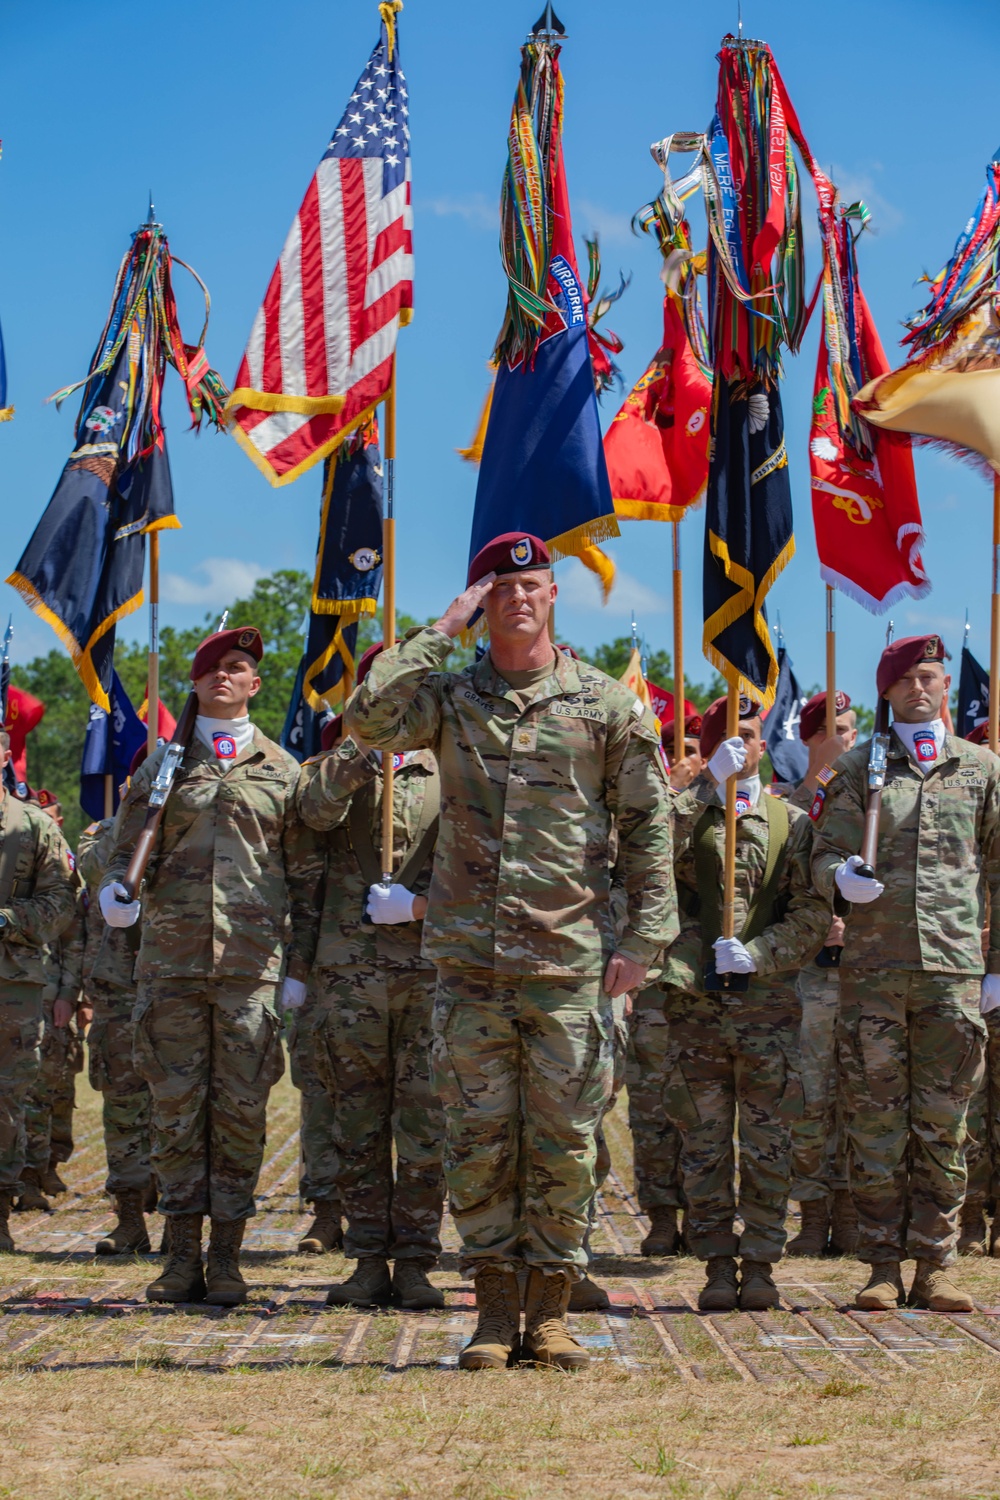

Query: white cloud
827;162;903;235
423;194;496;231
556;557;668;617
161;557;265;606
575;199;635;247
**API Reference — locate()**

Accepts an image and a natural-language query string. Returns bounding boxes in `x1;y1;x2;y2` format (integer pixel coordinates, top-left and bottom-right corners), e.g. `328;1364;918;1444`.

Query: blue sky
1;0;998;706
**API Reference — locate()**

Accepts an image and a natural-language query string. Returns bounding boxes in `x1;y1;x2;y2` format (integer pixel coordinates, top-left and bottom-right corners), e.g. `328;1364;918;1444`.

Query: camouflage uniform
661;782;827;1260
287;987;341;1207
965;1010;1000;1202
78;819;150;1196
811;730;1000;1265
102;730;322;1222
626;981;684;1217
346;629;676;1275
297;740;443;1261
786;780;846;1204
24;903;86;1175
0;795;78;1191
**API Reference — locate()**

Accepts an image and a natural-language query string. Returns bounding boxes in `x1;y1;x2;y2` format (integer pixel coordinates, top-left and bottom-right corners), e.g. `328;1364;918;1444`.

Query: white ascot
893;718;945;773
195;714;254;771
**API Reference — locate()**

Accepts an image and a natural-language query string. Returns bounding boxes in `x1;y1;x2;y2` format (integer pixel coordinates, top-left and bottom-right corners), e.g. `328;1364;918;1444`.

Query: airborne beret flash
190;626;264;682
799;689;851;744
699;693;761;761
876;633;947;698
467;532;551;589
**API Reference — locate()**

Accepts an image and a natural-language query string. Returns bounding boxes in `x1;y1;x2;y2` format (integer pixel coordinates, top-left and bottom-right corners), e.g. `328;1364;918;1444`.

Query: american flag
227;14;412;486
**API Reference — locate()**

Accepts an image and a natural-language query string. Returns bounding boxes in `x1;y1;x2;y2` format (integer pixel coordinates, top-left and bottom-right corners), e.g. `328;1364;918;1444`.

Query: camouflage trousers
663;984;804;1262
790;961;847;1202
431;968;615;1276
24;992;82;1173
965;1009;1000;1201
626;983;684;1214
86;979;151;1196
132;977;285;1222
838;969;985;1266
287;990;341;1207
0;983;44;1190
313;963;444;1262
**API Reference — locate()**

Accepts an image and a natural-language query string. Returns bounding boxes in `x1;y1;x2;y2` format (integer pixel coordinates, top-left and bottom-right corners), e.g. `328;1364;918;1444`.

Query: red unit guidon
226;9;412;486
213;733;238;762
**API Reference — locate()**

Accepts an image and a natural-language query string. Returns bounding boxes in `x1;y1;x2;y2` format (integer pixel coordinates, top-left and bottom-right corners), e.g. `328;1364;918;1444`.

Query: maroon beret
355;641;383;686
320;714;344;752
661;712;703;748
699;693;762;761
556;643;580;660
966;721;989;746
33;787;59;810
467;532;551;588
191;626;264;682
129;744;149;779
799;690;852;744
876;633;946;697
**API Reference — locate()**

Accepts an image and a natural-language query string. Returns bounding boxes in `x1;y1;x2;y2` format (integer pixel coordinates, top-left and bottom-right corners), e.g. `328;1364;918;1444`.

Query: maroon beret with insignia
320;714;344;752
34;787;59;810
190;627;264;682
355;641;384;686
799;689;852;744
876;634;946;697
660;712;703;750
467;532;551;588
699;693;762;761
966;721;990;746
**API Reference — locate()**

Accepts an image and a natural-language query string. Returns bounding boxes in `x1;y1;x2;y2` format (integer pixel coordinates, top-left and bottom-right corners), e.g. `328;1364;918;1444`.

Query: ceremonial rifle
117;609;229;902
857;620;895;880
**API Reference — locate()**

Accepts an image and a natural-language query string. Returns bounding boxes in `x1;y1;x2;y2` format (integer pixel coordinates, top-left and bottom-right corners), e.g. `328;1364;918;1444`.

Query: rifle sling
348;766;440;889
693;794;790;963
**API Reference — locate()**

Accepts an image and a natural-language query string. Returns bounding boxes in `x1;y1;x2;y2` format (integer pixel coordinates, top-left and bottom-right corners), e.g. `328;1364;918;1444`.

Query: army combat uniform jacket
102;729;323;982
811;730;1000;974
0;795;79;988
345;629;677;977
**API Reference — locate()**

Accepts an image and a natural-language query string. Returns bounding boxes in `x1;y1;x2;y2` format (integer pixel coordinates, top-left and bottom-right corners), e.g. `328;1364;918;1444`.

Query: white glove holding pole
834;854;884;905
99;882;141;929
707;736;747;784
712;936;757;974
282;977;307;1010
366;882;417;924
981;974;1000;1016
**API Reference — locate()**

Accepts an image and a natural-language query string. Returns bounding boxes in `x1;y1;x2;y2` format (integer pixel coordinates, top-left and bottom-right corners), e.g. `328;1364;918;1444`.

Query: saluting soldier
347;532;676;1371
811;633;1000;1312
100;627;322;1305
662;697;827;1311
784;690;858;1257
296;644;446;1311
0;731;78;1251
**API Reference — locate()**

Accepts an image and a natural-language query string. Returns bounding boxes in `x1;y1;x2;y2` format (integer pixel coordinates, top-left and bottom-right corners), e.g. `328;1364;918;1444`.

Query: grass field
2;1073;1000;1499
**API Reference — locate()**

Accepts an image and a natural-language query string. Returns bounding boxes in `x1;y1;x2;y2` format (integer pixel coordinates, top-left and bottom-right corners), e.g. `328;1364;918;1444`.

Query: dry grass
0;1078;999;1498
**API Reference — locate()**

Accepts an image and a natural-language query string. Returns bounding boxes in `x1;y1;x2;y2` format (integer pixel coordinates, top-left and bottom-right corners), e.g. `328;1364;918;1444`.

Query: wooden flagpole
146;533;160;756
991;477;1000;754
103;774;114;819
672;521;684;765
721;683;740;940
825;585;836;739
380;356;397;879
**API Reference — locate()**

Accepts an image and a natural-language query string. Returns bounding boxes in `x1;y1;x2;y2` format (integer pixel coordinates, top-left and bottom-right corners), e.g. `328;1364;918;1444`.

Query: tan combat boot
698;1256;739;1311
145;1214;206;1303
206;1219;248;1306
640;1206;680;1257
828;1189;859;1256
15;1168;51;1213
958;1197;987;1256
41;1161;68;1197
298;1199;344;1254
990;1215;1000;1259
909;1259;974;1312
569;1273;611;1312
522;1269;589;1371
392;1260;445;1310
95;1190;151;1256
739;1260;781;1310
142;1178;159;1214
325;1256;392;1307
855;1259;904;1310
786;1198;831;1257
459;1266;522;1370
0;1190;15;1253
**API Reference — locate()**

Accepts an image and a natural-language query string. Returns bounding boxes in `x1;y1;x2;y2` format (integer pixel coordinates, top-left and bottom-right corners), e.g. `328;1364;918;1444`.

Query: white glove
712;936;757;974
99;881;140;929
707;736;747;784
981;974;1000;1016
834;854;885;905
366;882;417;924
282;977;307;1010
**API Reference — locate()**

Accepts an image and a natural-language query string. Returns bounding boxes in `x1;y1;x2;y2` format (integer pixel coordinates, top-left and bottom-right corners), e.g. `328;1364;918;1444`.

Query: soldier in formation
99;626;322;1304
347;532;675;1370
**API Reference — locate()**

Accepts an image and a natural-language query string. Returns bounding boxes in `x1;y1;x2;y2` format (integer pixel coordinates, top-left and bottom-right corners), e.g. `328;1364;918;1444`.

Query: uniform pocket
254;1006;286;1089
662;1051;703;1130
131;994;168;1085
87;1020;109;1091
574;1009;615;1114
429;996;466;1109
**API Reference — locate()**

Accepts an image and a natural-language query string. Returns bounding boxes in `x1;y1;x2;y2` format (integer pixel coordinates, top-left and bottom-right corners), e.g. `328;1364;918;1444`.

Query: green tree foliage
580;635;725;709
